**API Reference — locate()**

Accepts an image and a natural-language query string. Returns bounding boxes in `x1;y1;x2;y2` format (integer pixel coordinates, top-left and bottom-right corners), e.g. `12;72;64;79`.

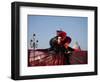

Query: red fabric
28;49;87;66
74;49;81;51
58;31;67;38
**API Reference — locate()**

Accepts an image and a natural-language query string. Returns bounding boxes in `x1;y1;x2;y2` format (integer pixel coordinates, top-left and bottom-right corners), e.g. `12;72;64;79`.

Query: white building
73;41;81;50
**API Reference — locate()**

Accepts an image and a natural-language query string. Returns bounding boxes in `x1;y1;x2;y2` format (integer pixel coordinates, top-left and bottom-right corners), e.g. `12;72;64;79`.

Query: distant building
73;41;81;51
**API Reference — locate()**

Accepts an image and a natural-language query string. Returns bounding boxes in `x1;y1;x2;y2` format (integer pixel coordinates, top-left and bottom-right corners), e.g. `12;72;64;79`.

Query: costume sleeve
49;37;58;48
67;47;75;51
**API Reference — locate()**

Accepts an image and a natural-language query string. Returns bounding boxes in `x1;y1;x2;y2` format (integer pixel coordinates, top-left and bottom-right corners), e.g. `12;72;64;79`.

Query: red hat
58;31;67;38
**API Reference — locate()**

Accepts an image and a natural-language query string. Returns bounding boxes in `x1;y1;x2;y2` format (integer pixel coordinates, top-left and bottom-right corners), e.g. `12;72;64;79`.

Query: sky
28;15;88;50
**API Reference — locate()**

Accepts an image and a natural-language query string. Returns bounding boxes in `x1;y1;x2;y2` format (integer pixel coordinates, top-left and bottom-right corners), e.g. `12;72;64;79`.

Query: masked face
57;37;61;44
57;36;66;45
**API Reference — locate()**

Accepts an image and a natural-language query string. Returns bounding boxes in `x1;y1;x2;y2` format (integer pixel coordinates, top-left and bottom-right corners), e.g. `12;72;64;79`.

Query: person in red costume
49;30;74;64
50;30;74;52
